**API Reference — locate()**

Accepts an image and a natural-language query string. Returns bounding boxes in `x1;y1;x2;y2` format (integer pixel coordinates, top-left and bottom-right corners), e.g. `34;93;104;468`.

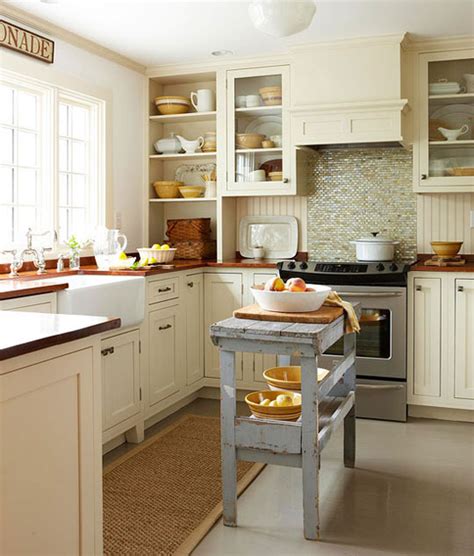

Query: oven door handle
357;384;405;391
339;292;403;298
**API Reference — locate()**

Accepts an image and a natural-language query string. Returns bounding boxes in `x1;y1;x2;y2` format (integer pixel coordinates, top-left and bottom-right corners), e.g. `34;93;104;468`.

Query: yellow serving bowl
153;180;183;199
154;95;191;115
263;366;329;391
178;185;205;198
431;241;463;258
245;390;301;420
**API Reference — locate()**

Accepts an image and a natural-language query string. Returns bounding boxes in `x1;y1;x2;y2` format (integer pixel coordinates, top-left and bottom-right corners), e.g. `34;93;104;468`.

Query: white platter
430;104;474;139
239;215;298;259
245;115;282;138
175;163;216;186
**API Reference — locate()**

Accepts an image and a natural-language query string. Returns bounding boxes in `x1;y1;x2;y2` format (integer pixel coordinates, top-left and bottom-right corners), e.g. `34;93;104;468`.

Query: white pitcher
93;226;128;270
190;89;215;112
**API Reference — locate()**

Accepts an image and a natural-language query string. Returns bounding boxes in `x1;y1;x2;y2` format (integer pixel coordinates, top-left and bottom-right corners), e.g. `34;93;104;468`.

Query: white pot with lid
351;232;399;262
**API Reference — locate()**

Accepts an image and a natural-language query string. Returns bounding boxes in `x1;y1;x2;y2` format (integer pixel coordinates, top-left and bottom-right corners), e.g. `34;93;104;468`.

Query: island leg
343;333;356;468
301;354;320;540
220;348;238;527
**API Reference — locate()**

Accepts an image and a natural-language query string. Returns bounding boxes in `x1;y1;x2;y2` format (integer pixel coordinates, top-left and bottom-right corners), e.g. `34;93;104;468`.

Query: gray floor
105;399;474;556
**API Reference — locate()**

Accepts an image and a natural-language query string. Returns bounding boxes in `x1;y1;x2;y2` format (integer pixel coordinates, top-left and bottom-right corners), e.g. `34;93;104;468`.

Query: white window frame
0;69;106;253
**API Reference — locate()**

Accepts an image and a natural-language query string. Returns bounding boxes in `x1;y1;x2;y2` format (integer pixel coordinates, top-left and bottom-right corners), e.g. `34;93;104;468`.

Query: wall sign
0;20;54;64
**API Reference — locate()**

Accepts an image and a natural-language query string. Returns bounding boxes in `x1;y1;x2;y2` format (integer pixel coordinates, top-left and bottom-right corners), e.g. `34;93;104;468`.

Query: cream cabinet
184;272;204;385
454;279;474;400
101;329;143;443
408;272;474;414
0;340;102;555
413;48;474;193
0;292;57;313
204;273;243;379
148;300;185;408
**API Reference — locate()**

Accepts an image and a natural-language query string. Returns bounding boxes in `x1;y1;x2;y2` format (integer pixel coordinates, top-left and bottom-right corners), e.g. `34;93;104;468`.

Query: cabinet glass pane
233;73;283;186
428;58;474;179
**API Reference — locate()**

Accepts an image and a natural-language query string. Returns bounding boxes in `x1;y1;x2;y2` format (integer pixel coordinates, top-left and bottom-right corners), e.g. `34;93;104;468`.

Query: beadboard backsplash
306;147;417;261
417;194;474;254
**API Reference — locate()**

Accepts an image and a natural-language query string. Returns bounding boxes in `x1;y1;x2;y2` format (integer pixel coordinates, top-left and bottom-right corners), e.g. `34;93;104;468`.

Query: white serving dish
351;234;399;261
251;284;331;313
245;115;282;138
175;163;216;185
239;215;298;259
137;247;176;264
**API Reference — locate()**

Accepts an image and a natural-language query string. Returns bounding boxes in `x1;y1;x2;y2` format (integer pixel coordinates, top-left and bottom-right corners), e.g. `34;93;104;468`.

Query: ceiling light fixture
248;0;316;38
211;50;234;57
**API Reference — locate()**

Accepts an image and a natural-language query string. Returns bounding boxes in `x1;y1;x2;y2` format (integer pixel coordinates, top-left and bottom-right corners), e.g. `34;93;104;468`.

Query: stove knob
376;263;385;271
299;261;308;270
287;261;296;269
389;263;398;272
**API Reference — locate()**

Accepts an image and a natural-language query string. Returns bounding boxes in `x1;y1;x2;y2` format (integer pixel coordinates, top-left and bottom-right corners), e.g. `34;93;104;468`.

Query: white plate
175;163;216;186
245;116;282;138
430;104;474;139
239;216;298;259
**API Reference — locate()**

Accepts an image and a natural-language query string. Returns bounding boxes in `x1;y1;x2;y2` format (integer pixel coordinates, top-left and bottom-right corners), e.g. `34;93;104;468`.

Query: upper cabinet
224;65;293;196
413;48;474;193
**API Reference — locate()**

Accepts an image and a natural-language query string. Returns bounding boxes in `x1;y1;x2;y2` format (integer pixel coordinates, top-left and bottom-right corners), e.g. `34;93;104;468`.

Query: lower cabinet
101;329;141;433
184;273;204;385
204;273;243;379
0;292;57;313
148;300;184;406
454;279;474;400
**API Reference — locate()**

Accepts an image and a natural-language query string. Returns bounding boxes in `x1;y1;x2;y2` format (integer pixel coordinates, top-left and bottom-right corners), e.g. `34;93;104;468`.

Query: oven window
326;309;392;359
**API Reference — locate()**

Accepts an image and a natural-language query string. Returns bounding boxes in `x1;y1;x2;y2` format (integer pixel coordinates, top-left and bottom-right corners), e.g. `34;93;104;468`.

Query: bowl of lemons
245;390;302;421
138;243;176;265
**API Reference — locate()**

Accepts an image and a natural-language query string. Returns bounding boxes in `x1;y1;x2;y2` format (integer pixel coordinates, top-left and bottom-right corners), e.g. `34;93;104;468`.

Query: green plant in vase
66;235;86;270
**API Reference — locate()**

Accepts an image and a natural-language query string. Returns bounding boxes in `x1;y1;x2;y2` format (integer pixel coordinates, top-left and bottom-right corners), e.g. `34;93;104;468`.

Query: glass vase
69;249;80;270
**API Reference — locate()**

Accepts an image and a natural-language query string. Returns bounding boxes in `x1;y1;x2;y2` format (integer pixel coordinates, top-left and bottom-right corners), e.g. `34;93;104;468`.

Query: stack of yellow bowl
245;390;301;421
263;366;329;392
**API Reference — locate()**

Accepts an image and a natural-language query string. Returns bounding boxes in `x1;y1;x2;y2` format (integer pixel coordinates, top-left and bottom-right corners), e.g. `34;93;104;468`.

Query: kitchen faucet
1;228;53;277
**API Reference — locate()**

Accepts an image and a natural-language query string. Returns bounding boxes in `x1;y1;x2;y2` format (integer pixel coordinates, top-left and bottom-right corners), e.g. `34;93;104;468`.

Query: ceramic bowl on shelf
268;171;283;181
154;133;182;154
178;185;206;198
236;133;265;149
259;86;282;106
153;181;183;199
431;241;463;258
245;390;302;421
137;247;176;264
154;95;191;115
250;284;331;313
263;366;330;392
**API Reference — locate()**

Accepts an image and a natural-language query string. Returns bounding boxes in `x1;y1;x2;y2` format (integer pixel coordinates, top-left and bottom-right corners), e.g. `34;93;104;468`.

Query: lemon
152;243;161;250
148;257;158;265
140;257;149;266
269;400;278;407
161;244;170;250
276;394;293;407
259;398;271;407
118;251;128;260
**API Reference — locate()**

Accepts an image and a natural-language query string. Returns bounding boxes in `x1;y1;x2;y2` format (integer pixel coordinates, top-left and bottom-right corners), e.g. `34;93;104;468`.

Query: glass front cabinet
225;66;292;196
415;50;474;192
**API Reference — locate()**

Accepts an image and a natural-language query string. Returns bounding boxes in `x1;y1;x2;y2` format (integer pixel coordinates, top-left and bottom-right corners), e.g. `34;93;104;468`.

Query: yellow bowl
236;133;265;149
268;171;283;182
153;181;183;198
245;390;301;420
178;186;205;198
154;96;191;115
431;241;463;258
263;366;329;391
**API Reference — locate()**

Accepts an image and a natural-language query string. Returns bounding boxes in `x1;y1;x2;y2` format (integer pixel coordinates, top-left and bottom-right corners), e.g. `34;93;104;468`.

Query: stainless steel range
277;259;415;422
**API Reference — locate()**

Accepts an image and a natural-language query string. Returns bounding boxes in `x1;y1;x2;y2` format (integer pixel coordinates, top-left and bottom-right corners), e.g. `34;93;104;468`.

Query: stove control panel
278;260;413;275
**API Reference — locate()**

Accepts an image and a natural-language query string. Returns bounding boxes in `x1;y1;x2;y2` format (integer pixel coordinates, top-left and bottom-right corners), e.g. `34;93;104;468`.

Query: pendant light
248;0;317;38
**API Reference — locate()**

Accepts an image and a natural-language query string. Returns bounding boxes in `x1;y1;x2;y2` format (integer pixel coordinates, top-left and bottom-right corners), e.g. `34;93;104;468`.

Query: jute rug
103;414;265;555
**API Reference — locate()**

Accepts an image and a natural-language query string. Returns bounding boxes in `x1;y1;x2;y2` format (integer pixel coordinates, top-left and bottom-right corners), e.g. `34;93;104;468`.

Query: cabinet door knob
283;177;289;184
158;324;172;331
415;285;422;291
158;286;171;293
458;285;464;292
421;174;427;180
187;281;194;288
101;347;115;356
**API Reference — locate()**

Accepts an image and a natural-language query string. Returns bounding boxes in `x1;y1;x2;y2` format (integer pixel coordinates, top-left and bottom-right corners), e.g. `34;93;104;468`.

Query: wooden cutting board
234;304;344;324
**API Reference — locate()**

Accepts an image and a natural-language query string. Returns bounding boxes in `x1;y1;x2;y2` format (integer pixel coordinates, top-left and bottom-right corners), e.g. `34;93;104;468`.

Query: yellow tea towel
324;291;361;334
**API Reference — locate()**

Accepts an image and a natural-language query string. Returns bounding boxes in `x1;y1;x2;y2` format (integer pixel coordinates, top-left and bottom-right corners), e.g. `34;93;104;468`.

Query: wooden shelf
235;147;282;154
149;152;217;160
429;93;474;106
429;140;474;147
149;111;217;124
235;105;282;117
149;197;216;203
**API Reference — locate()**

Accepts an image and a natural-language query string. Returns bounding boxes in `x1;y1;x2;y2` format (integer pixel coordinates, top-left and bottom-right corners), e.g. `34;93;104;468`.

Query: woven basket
166;218;211;241
170;240;216;260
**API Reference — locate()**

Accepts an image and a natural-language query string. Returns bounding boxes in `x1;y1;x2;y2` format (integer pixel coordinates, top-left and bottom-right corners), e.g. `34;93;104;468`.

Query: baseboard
144;390;201;430
408;405;474;423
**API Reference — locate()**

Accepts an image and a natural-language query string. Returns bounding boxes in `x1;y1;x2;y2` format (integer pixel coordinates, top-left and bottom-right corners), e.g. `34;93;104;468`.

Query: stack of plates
429;81;462;95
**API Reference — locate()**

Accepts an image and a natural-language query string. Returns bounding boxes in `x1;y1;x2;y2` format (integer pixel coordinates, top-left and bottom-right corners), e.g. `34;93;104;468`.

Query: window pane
71;141;86;173
0;167;14;204
71;208;86;237
59;207;69;241
59;173;69;206
18;92;37;130
71;105;88;140
0;126;14;164
59;103;68;136
0;206;13;244
71;174;86;206
0;86;14;125
59;138;69;172
17;168;37;206
18;130;37;166
16;206;37;239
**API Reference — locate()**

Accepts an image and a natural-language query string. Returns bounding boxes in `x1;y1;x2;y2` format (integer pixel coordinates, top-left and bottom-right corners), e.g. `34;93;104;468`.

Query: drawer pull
458;285;464;292
159;324;172;331
421;174;427;180
415;285;422;291
101;347;115;356
187;281;194;288
158;286;172;293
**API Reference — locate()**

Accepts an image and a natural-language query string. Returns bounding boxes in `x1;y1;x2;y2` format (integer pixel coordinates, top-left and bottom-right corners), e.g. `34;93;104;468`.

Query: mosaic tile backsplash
307;147;417;261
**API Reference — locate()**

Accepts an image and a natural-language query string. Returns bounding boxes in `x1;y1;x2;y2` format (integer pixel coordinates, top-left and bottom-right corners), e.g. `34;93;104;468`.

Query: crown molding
289;33;407;52
0;3;146;74
290;98;410;114
402;34;474;52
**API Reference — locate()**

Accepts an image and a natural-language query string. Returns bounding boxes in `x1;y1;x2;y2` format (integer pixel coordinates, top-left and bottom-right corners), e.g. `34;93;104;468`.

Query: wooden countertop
0;312;120;362
0;279;69;300
411;254;474;273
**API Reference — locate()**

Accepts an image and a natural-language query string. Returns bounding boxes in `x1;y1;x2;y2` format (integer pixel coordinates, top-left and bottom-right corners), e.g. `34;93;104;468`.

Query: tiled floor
105;399;474;555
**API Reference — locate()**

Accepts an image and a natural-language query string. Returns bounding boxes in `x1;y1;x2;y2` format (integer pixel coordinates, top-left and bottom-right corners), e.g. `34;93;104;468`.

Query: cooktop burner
277;259;417;287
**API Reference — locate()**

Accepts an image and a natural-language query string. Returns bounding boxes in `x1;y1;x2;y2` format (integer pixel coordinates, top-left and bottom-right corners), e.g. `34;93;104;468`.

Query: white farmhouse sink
46;275;145;328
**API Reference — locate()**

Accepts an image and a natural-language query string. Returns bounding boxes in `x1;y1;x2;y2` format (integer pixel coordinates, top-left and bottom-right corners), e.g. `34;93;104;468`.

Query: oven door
318;285;407;380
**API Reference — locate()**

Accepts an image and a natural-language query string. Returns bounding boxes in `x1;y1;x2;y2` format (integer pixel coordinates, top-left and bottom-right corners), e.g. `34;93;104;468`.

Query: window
0;70;105;250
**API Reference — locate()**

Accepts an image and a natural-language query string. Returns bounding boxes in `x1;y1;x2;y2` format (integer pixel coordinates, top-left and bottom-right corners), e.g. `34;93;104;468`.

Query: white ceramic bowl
137;247;176;264
250;284;331;313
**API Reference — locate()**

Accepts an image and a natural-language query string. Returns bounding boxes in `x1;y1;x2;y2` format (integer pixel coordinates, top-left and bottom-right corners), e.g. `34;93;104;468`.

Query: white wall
1;22;146;250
